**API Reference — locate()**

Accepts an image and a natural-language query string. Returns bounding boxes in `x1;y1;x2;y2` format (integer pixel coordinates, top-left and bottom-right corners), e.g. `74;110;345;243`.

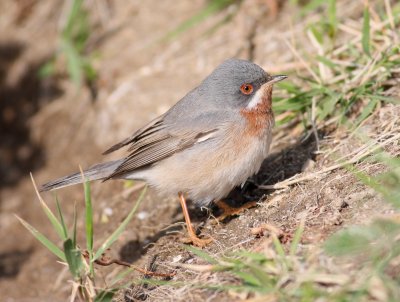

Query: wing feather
102;115;165;155
105;130;215;179
103;110;232;180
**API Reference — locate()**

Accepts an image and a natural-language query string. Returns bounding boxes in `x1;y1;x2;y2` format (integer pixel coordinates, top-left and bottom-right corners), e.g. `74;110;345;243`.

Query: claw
180;234;213;247
215;200;257;222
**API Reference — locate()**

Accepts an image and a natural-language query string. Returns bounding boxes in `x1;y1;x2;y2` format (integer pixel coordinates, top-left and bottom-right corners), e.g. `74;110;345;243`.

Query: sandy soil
0;1;398;301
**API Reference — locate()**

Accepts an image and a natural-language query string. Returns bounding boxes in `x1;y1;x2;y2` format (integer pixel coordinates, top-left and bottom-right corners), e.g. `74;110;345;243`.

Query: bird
40;58;287;247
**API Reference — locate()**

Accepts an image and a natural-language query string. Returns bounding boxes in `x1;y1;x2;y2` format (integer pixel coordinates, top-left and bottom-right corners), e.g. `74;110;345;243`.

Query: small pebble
172;255;183;263
137;211;149;220
103;207;113;216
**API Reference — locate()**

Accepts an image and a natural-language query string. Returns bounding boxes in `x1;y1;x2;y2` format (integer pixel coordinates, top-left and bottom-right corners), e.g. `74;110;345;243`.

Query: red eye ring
240;83;254;95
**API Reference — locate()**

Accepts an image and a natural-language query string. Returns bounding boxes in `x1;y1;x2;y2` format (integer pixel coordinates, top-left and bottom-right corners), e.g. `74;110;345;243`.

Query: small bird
41;59;286;246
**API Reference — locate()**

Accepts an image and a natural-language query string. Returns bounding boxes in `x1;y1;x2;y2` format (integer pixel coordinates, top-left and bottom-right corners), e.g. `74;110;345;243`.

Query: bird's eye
240;83;254;95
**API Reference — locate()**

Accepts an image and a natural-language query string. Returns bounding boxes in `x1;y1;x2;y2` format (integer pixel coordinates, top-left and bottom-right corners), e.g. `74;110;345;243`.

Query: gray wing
103;110;232;180
103;114;166;155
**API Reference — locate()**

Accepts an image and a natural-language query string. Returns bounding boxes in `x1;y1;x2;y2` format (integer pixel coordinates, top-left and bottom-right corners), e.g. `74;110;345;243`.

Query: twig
171;263;214;272
306;29;328;82
338;23;362;36
311;97;320;151
69;281;81;302
83;252;175;278
384;0;395;29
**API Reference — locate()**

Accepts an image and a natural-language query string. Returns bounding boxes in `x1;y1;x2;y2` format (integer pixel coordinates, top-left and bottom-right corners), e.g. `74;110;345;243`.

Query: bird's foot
178;192;213;247
180;231;213;247
215;200;258;222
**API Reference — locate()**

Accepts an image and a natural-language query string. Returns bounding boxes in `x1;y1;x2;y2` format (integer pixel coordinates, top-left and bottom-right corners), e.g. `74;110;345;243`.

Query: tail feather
40;160;124;192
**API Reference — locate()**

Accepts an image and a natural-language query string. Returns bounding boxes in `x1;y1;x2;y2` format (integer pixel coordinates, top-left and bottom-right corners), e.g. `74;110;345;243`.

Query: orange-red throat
240;75;287;136
240;84;274;136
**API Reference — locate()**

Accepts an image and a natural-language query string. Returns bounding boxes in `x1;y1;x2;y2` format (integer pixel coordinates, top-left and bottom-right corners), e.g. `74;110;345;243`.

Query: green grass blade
272;234;286;257
16;215;66;262
290;219;305;256
30;173;66;241
38;60;55;78
234;251;266;262
84;180;93;252
164;0;236;40
64;238;84;280
366;94;400;104
234;271;262;287
94;289;117;302
55;196;69;240
362;5;371;55
309;25;324;45
316;55;337;69
38;195;65;241
275;112;297;127
300;0;325;16
353;98;378;127
82;59;97;82
72;201;78;247
351;165;400;209
64;0;81;36
328;0;337;36
93;187;147;261
324;225;373;256
277;81;301;94
247;264;274;289
83;179;94;277
318;94;341;120
184;245;219;264
61;38;83;86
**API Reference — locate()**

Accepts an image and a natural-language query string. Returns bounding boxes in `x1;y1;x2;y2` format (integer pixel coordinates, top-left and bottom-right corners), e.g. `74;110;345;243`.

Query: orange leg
178;192;213;247
215;200;258;222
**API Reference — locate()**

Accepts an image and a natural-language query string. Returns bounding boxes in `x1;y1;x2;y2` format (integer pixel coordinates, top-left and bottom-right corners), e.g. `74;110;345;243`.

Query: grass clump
17;175;147;301
39;0;97;89
273;0;400;129
164;0;241;40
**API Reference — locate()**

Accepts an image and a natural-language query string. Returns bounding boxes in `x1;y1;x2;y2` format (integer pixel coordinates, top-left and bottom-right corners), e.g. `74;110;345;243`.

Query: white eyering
246;85;266;109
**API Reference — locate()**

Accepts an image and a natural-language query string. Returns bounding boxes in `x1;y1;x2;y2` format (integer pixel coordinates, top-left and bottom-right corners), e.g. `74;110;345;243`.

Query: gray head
198;58;286;109
165;59;286;121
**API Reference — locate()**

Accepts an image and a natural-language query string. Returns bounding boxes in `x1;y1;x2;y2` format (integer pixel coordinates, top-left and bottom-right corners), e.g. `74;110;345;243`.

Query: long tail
40;159;124;192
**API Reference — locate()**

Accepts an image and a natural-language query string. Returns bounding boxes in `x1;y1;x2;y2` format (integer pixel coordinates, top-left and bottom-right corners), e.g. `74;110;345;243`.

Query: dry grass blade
384;0;395;31
259;132;400;190
171;263;215;272
283;38;321;84
298;273;350;285
29;173;67;241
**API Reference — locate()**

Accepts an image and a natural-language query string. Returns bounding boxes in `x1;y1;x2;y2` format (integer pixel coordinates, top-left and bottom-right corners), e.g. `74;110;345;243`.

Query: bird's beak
267;75;288;85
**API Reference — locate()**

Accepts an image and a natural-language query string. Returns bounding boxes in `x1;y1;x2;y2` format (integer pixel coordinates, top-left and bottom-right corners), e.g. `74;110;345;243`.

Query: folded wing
103;111;228;180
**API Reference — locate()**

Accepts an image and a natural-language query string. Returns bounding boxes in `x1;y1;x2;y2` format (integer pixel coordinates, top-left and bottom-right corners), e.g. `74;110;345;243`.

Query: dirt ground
0;1;398;301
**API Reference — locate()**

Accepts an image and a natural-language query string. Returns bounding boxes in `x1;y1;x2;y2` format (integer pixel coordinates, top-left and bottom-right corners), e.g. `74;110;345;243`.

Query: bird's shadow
214;132;319;216
119;133;319;263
